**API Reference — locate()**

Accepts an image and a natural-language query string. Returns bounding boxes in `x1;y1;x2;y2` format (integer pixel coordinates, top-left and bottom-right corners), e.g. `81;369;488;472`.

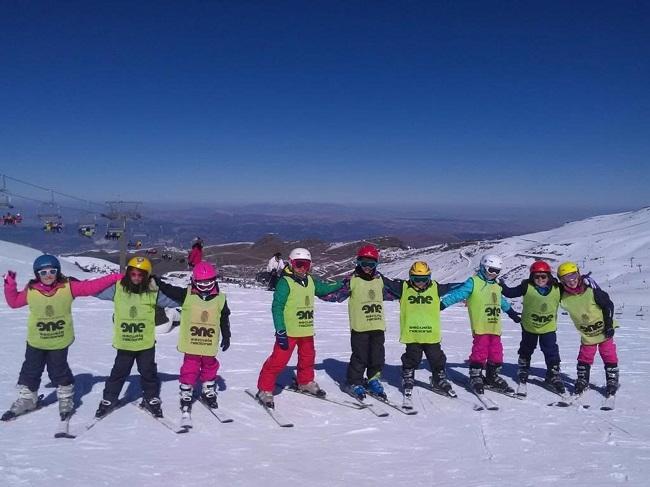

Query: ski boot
95;398;117;419
468;364;484;394
179;384;193;412
573;363;590;396
485;363;514;393
1;385;38;421
201;381;219;408
366;378;386;400
517;356;530;384
141;397;164;418
349;384;366;400
297;381;326;398
401;368;415;397
255;390;274;409
604;364;619;397
57;384;75;420
544;364;566;395
431;368;454;395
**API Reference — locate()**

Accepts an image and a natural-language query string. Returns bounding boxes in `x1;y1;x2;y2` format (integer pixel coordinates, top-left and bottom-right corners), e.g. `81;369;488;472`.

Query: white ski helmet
480;254;503;271
289;248;311;261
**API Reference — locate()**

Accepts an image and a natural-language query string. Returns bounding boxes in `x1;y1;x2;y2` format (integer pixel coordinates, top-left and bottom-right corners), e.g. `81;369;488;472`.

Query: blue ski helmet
33;254;61;274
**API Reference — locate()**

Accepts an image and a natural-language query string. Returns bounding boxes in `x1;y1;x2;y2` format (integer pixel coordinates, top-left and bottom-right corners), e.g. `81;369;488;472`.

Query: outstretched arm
69;273;123;298
154;277;187;305
499;279;526;299
440;278;474;308
3;271;27;308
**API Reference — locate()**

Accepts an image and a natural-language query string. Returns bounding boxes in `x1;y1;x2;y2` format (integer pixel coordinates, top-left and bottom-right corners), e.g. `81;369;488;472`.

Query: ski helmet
127;256;152;275
530;260;552;274
33;254;61;274
289;248;311;261
480;254;503;271
357;244;379;261
192;261;217;281
557;261;579;278
409;261;431;277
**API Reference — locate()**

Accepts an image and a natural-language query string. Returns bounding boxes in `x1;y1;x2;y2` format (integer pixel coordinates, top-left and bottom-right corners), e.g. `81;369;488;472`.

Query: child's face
128;268;146;285
37;267;58;285
357;258;377;275
560;272;580;289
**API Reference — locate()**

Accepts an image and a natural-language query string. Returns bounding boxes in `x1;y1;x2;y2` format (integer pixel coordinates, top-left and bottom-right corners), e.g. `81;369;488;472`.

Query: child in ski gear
326;244;398;400
256;248;343;408
266;252;284;291
94;257;179;418
187;238;203;270
2;254;122;421
381;261;459;396
556;261;618;396
440;254;521;394
499;260;565;394
154;261;231;412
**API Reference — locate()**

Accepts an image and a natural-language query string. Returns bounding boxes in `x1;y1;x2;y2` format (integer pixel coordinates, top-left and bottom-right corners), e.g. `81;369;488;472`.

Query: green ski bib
399;281;441;344
348;276;385;332
521;284;560;334
283;276;315;338
27;283;74;350
560;287;617;345
112;285;157;351
178;289;226;355
467;276;502;335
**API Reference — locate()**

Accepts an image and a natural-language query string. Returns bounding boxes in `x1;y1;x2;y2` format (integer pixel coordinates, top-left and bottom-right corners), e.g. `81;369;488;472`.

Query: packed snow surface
1;209;650;486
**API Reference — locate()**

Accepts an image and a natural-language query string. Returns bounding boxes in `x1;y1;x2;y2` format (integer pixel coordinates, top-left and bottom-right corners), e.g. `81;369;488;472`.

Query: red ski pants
577;338;618;365
257;336;315;392
468;334;504;365
179;354;220;385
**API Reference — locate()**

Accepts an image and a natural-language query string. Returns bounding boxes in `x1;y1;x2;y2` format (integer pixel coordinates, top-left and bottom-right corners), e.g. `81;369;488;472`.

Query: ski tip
54;432;76;439
176;427;192;434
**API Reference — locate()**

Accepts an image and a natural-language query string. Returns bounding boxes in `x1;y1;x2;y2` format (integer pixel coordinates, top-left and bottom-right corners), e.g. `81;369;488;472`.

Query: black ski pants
518;330;560;366
347;330;385;385
18;343;74;391
102;346;160;403
401;342;447;372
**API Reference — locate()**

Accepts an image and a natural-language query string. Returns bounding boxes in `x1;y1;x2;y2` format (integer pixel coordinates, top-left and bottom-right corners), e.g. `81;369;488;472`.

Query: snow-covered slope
1;211;650;487
380;207;650;312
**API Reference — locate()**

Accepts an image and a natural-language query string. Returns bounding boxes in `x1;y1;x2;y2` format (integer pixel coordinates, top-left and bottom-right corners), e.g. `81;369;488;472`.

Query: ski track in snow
2;207;650;486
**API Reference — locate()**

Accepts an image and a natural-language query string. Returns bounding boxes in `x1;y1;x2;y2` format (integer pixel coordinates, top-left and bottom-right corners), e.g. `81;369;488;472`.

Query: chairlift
38;201;64;233
105;223;124;241
78;214;97;238
0;192;13;209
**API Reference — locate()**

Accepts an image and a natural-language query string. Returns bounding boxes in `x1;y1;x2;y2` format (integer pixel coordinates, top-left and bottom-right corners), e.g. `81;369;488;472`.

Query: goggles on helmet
410;275;430;284
357;258;378;269
291;259;311;271
194;278;216;292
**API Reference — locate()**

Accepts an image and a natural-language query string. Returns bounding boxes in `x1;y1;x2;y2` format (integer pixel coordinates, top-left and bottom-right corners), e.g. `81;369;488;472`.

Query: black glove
506;308;521;323
220;336;230;352
439;302;447;311
604;324;615;339
275;330;289;350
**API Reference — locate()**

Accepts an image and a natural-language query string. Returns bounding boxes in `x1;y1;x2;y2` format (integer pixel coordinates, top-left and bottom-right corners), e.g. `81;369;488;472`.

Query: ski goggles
37;268;58;277
410;275;431;284
194;279;216;292
532;273;550;281
129;269;146;278
291;259;311;270
486;267;501;275
357;258;378;269
559;272;580;283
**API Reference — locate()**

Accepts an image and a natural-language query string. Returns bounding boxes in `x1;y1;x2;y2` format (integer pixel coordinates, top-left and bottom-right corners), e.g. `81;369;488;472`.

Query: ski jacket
187;247;203;267
322;267;399;303
559;279;615;329
440;272;512;312
4;273;123;308
95;281;178;309
155;279;231;339
267;257;285;273
271;266;343;334
499;278;560;298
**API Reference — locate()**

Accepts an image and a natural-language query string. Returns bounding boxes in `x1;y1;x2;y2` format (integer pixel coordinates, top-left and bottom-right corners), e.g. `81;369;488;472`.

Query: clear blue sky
1;1;648;208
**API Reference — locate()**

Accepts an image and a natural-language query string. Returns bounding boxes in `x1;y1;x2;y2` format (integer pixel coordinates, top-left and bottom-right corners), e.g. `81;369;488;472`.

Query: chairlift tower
102;201;143;271
0;175;14;209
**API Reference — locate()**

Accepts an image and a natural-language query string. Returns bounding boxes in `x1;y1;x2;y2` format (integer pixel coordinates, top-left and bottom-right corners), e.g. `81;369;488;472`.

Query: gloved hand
3;270;16;286
506;308;521;323
439;302;447;311
604;324;615;339
275;330;289;350
220;335;230;352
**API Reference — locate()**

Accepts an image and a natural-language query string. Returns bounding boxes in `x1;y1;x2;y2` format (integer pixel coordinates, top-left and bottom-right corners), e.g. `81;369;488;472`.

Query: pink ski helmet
192;261;218;281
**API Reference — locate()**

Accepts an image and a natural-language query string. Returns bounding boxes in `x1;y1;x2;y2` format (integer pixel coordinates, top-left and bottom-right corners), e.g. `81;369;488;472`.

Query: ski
344;389;389;417
281;384;368;410
600;395;616;411
402;392;414;410
467;385;499;411
197;398;234;423
516;382;527;397
1;394;45;422
245;389;293;427
176;408;193;434
367;391;417;415
525;378;572;407
131;401;177;433
415;381;483;411
484;384;525;401
54;414;76;439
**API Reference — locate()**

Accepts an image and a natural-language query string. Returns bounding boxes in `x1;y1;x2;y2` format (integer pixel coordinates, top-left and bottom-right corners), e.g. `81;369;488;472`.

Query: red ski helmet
530;260;551;274
192;261;218;280
357;244;379;261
